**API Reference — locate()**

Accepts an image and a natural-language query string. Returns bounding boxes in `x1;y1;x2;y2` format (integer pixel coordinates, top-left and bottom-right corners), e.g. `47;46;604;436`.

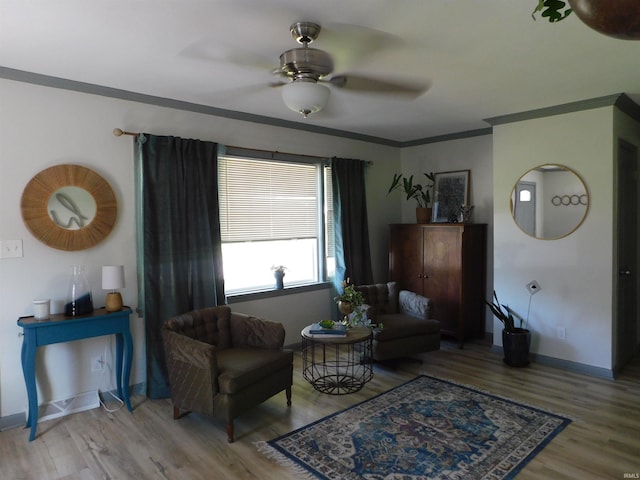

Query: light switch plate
0;239;23;258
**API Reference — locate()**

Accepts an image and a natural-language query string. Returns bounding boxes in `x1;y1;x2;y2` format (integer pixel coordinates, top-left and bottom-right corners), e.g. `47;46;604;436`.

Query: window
519;189;532;202
218;151;333;294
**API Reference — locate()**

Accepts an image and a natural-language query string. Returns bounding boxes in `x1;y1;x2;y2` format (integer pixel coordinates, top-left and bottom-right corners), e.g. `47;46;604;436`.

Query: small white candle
33;299;50;320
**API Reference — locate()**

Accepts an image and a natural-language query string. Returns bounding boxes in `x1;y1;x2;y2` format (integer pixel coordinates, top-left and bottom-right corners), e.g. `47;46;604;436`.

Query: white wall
231;289;335;347
400;134;494;332
0;78;401;419
3;77;633;422
493;107;615;370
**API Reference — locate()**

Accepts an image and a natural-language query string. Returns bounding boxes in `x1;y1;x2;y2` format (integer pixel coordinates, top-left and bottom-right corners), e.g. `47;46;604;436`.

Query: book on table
308;322;347;337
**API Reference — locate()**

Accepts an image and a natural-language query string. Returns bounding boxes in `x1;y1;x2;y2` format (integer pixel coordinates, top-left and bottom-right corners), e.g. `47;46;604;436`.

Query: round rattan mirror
21;164;117;251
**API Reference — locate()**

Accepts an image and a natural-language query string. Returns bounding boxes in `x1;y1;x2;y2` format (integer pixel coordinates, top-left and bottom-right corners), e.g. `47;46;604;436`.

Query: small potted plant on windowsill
271;265;287;290
486;291;531;367
387;172;435;223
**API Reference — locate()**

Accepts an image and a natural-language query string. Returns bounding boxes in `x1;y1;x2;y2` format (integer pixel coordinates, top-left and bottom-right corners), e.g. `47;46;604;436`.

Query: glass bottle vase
64;265;94;316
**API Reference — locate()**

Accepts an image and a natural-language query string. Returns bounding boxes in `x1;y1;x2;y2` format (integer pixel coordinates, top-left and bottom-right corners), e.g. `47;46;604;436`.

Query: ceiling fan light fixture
281;80;330;118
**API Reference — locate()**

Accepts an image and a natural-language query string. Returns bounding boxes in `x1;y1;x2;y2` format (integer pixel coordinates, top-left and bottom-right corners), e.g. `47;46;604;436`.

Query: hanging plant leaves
532;0;573;22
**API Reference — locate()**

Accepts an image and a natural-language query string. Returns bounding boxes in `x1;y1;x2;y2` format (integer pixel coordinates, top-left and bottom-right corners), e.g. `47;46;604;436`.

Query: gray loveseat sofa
356;282;440;361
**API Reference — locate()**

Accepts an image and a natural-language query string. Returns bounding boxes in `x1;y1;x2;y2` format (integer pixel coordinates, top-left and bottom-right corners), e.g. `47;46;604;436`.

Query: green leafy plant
532;0;572;22
334;278;368;326
387;172;435;207
334;278;364;307
485;291;526;332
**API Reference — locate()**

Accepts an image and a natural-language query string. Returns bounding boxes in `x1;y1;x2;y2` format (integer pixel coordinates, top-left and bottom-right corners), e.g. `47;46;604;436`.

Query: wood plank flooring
1;340;639;479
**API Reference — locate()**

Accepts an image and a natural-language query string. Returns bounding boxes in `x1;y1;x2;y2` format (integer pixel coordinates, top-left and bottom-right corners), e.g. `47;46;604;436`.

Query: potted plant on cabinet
387;172;435;223
486;291;531;367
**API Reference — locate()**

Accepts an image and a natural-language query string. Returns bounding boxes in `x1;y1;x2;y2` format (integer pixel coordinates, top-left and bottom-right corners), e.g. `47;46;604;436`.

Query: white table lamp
102;265;125;312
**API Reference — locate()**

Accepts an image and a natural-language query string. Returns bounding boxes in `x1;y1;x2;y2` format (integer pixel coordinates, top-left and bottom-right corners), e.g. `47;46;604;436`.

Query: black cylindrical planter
502;328;531;367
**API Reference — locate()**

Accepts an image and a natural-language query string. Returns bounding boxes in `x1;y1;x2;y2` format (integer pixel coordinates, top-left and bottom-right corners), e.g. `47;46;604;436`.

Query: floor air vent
36;390;100;422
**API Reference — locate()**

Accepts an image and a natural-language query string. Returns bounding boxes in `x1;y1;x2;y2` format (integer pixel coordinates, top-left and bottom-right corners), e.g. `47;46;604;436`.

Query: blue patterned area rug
256;375;570;479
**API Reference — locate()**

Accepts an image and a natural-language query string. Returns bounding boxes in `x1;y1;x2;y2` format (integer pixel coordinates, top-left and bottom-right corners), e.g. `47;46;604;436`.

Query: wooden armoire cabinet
389;223;487;346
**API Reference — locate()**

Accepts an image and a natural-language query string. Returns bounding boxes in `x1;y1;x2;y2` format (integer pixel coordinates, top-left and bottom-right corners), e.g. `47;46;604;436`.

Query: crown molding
400;127;493;147
4;67;638;148
0;66;400;147
614;93;640;122
484;93;640;126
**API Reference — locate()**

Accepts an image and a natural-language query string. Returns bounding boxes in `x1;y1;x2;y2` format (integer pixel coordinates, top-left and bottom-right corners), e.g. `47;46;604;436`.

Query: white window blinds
324;165;334;258
219;156;319;243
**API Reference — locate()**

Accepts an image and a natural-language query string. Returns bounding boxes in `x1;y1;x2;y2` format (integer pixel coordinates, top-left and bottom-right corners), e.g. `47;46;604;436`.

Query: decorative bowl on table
319;320;335;329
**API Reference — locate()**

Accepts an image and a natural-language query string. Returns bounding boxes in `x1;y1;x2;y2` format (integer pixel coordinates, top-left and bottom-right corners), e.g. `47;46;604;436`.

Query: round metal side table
301;325;373;395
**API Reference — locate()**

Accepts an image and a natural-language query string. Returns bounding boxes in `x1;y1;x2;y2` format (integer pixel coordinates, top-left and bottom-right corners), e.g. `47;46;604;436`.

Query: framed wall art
432;170;470;223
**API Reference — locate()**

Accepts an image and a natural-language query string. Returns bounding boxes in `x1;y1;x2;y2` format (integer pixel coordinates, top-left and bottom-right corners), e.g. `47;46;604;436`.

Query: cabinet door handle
417;274;423;278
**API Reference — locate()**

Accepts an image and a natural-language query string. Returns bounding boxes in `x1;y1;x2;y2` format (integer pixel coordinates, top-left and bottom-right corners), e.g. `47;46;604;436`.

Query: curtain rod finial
113;128;140;138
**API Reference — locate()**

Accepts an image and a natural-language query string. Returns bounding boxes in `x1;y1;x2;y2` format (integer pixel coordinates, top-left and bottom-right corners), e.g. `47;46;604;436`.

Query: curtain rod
112;128;321;159
112;128;322;159
113;128;139;138
112;128;373;165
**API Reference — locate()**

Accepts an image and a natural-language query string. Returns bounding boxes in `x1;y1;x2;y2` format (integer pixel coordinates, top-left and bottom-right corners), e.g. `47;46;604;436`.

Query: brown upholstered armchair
161;306;293;442
356;282;440;361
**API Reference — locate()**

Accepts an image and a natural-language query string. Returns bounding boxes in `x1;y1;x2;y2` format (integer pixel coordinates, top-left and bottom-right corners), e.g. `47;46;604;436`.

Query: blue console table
18;307;133;441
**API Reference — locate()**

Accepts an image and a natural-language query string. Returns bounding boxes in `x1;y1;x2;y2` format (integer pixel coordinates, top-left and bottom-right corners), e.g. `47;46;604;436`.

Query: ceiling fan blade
318;23;406;71
180;36;276;71
327;75;430;98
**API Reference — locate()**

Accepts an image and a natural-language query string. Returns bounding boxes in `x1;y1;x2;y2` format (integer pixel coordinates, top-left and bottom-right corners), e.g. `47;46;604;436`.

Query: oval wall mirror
21;164;117;251
511;164;589;240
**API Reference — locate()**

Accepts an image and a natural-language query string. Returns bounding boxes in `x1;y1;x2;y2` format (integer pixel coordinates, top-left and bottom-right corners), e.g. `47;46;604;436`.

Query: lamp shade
102;265;125;290
281;81;330;117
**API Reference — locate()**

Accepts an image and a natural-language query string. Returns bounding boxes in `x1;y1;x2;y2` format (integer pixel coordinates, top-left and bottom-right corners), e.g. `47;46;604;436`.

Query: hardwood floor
2;340;639;479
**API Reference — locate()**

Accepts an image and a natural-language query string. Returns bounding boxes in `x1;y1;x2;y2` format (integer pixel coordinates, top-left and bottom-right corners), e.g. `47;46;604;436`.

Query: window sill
226;282;333;304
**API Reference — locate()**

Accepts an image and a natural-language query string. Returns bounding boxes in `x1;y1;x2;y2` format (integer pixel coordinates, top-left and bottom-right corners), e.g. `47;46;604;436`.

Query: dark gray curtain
331;157;374;291
135;134;225;399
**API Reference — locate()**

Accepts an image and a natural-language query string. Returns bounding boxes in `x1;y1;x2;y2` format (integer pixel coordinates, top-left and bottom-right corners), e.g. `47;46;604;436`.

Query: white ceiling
1;0;639;144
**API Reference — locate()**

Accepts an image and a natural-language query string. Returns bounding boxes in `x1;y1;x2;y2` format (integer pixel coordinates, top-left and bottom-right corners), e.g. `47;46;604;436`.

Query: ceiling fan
272;21;429;118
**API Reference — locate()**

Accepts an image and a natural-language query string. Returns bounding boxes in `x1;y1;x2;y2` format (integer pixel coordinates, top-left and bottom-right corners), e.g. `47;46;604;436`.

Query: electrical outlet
526;280;541;295
92;355;104;372
557;327;566;340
